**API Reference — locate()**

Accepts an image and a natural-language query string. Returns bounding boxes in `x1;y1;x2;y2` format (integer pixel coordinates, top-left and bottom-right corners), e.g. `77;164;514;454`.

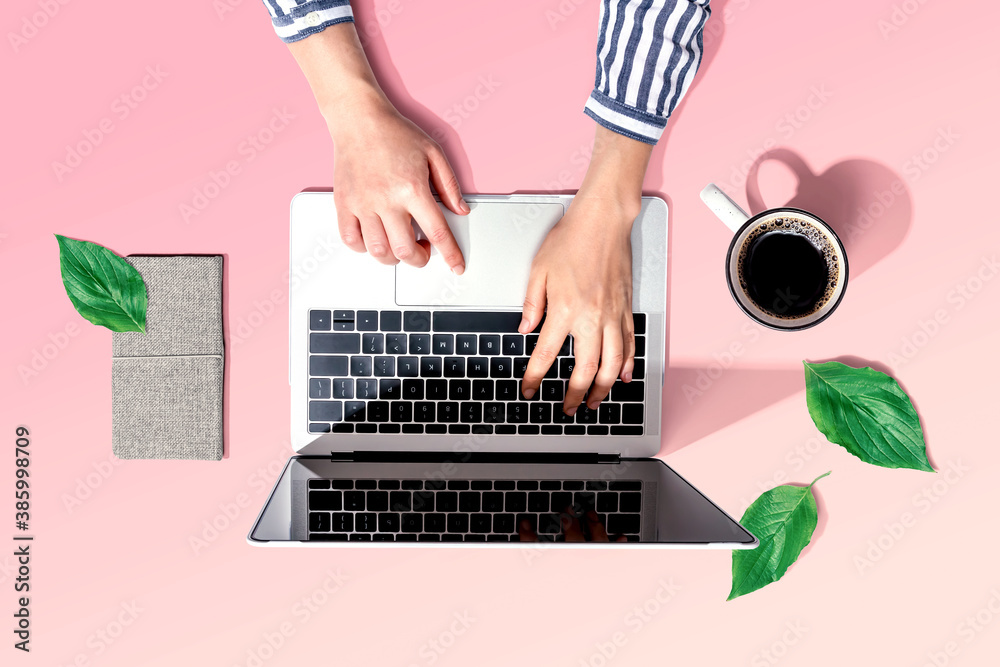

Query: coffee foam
735;215;841;320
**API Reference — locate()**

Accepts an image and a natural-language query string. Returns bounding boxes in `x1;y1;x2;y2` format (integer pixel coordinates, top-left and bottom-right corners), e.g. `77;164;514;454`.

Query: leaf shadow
811;354;936;472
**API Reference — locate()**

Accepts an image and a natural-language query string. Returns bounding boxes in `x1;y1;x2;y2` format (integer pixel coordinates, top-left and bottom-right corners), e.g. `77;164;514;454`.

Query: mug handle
700;183;750;233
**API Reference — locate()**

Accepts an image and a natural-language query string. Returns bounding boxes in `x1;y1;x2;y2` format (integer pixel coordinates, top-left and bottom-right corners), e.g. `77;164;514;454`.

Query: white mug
700;183;849;331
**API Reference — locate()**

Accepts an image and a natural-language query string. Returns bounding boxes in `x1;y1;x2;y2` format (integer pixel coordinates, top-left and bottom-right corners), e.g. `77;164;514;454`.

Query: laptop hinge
330;451;623;464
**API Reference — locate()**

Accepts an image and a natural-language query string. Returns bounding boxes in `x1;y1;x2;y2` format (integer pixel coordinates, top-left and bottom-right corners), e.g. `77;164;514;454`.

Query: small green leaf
55;235;147;333
803;361;932;472
728;472;829;600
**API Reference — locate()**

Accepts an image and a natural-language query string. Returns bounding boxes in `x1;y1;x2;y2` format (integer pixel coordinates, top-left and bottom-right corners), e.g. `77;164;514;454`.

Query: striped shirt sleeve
585;0;711;145
261;0;354;44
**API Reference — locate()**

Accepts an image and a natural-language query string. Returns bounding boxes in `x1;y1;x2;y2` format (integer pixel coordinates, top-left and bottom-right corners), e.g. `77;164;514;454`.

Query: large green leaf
55;235;147;333
803;361;932;472
728;472;829;600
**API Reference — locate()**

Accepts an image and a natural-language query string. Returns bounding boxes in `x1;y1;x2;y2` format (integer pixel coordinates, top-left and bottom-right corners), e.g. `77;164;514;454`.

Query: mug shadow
662;150;913;454
352;0;478;192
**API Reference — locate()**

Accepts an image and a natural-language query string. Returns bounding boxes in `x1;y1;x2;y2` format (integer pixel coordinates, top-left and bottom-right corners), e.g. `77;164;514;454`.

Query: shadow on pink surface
662;149;913;453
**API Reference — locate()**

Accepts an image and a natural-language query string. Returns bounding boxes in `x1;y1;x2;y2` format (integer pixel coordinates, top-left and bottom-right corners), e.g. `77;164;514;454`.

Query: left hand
518;193;639;415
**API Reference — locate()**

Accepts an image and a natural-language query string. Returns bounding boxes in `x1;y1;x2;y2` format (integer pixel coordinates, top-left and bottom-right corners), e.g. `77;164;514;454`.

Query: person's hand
519;126;653;414
519;195;638;415
286;23;469;273
518;508;627;542
331;103;470;273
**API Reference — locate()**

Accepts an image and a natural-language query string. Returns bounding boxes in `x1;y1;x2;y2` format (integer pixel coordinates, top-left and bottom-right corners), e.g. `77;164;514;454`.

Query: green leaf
803;361;932;472
55;235;147;333
728;472;830;600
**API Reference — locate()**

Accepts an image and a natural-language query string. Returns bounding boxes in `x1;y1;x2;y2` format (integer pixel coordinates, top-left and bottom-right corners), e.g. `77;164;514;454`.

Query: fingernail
565;407;577;416
460;199;470;213
518;317;530;333
451;263;465;276
522;388;535;400
624;372;632;383
588;401;599;410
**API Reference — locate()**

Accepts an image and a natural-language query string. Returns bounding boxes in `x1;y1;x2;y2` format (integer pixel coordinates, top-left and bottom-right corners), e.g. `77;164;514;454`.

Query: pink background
3;0;999;664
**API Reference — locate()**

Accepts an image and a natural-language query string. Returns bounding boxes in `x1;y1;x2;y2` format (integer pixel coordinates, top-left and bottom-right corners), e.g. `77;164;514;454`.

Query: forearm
286;23;392;141
577;126;654;224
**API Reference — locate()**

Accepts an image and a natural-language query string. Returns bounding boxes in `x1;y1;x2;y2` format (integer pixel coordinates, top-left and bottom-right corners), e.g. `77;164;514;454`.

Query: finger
358;214;398;265
564;323;601;415
587;324;624;409
519;266;547;334
585;511;610;542
562;508;585;542
518;519;538;542
336;207;366;253
427;145;470;215
620;312;636;382
410;195;466;274
522;316;569;400
381;210;430;267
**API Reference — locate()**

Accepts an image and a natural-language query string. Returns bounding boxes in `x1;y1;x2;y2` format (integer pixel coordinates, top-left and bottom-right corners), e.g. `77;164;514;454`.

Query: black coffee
740;229;831;318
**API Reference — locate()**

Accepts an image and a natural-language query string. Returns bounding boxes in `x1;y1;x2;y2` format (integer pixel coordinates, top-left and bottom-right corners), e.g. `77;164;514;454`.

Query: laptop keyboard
306;478;643;542
306;309;647;436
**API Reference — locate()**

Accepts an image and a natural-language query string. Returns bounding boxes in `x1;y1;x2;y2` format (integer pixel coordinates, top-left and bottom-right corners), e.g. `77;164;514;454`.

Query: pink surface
3;0;998;664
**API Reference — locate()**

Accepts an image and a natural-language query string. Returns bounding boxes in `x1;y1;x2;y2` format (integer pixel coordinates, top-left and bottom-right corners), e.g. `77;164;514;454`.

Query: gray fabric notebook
111;256;224;460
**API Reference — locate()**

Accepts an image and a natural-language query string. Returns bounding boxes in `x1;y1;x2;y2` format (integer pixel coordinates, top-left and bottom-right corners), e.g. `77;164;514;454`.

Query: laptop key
600;403;621;424
507;403;529;423
622;404;644;424
633;358;645;379
356;311;379;331
373;356;395;377
611;426;643;435
331;513;353;532
505;492;527;512
376;310;400;331
528;492;548;512
634;336;646;357
438;402;459;423
456;334;477;354
448;379;471;401
309;378;331;399
402;424;423;434
575;406;598;424
502;335;524;355
309;512;330;532
470;514;492;533
513;357;529;379
608;514;640;534
633;313;646;334
467;357;489;377
418;534;440;541
379;379;401;400
460;402;483;423
403;311;431;332
541;425;562;435
310;310;331;331
480;335;501;355
540;380;564;402
496;380;518;401
390;401;412;422
436;492;458;512
433;334;454;354
412;491;434;512
355;513;377;532
409;334;431;355
619;492;642;512
515;513;537;536
344;401;365;422
378;513;400;532
397;356;419;377
550;492;572;513
362;333;383;355
308;423;331;433
400;514;422;532
493;513;516;534
367;401;390;422
426;379;448;400
526;334;538;354
343;491;365;511
350;356;372;377
331;423;354;433
538;513;563;534
459;492;480;512
490;357;513;378
472;380;493;400
530;403;552;424
311;333;360;354
481;492;504;512
447;514;469;533
414;402;435;422
574;492;596;512
310;490;342;511
611;381;645;402
385;333;407;354
424;513;446;532
309;401;343;422
559;358;575;378
332;378;353;399
355;378;377;399
310;355;349;377
420;356;442;377
596;493;618;512
444;357;465;377
367;491;389;511
402;379;424;400
433;311;522;333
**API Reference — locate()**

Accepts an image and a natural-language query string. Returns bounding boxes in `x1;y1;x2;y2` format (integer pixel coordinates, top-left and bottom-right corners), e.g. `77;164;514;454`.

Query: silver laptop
249;192;756;548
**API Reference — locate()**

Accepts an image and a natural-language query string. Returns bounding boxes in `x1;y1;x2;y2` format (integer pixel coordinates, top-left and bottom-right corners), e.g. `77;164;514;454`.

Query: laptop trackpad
395;201;564;307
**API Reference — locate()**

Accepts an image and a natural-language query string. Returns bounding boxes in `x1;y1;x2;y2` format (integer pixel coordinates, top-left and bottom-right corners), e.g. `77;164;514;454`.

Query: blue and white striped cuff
584;90;668;145
272;1;354;44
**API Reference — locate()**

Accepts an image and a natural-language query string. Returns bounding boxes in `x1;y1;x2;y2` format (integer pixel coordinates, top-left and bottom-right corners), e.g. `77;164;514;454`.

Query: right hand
330;103;469;273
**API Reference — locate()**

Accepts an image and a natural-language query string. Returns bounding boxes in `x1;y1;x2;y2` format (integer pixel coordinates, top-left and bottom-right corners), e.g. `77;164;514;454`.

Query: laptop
248;192;756;548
